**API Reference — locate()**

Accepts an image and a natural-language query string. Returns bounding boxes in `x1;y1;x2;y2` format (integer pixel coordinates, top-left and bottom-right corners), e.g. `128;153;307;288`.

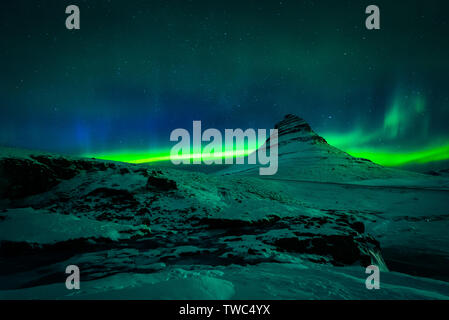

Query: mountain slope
221;114;435;184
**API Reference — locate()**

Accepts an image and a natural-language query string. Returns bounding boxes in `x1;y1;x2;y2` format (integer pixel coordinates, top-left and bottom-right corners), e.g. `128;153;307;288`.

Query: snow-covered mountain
221;114;428;183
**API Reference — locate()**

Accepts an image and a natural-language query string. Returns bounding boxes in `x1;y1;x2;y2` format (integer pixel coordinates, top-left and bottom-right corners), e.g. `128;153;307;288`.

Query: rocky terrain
0;115;448;299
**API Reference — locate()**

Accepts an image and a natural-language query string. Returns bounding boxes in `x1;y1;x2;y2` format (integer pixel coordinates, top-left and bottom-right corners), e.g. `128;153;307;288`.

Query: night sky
1;0;449;167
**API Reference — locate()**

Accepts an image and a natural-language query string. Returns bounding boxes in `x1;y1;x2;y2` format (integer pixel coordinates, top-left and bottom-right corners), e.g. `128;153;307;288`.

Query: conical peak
274;114;315;135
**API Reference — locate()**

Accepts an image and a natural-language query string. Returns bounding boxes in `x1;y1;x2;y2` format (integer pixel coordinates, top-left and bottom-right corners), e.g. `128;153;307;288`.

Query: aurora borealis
1;0;448;169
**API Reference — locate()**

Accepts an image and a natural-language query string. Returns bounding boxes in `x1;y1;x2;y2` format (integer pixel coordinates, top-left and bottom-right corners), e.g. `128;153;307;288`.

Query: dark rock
120;168;130;175
274;234;377;267
86;187;132;199
136;207;150;216
0;241;42;257
30;155;79;180
197;215;280;229
0;158;59;199
146;176;177;191
351;221;365;234
247;248;257;255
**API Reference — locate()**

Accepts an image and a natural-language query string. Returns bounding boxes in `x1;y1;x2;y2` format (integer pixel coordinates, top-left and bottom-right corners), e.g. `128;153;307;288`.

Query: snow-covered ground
2;262;449;300
1;115;448;299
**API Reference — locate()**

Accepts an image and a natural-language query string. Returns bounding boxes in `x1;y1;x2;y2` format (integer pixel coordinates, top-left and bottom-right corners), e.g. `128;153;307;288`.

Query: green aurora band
331;142;449;167
85;141;449;167
85;144;263;165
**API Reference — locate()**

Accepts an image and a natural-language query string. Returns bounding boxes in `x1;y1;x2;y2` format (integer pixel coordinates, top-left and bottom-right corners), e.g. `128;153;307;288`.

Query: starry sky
1;0;449;167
